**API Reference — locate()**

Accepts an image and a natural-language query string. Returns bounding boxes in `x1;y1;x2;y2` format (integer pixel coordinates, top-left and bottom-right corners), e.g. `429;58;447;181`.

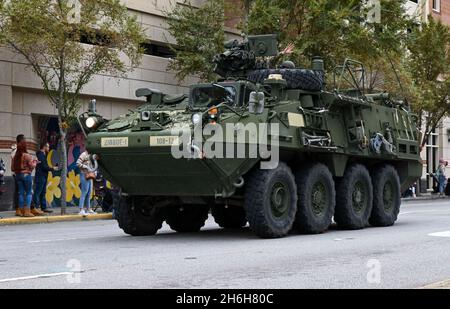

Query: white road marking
399;210;442;216
28;238;77;243
0;235;109;246
0;272;73;283
333;237;355;241
428;231;450;238
27;235;109;244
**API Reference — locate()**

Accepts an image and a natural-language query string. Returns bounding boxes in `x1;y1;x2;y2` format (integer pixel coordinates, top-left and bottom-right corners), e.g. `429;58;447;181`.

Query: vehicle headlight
85;117;98;129
192;113;202;125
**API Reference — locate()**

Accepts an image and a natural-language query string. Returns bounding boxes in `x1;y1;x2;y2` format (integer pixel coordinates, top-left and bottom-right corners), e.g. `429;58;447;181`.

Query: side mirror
136;88;153;98
135;88;163;105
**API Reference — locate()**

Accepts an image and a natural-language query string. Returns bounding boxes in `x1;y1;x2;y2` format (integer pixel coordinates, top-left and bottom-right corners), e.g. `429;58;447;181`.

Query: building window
141;42;176;59
76;31;177;59
77;28;114;46
426;130;439;190
433;0;441;13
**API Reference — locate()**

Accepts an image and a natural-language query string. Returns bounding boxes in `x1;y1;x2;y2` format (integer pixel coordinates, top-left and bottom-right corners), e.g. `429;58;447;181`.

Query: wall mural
38;117;98;208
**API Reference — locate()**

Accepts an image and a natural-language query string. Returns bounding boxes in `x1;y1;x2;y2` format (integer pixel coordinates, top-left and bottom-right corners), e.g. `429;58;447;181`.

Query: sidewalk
0;207;113;226
422;279;450;289
402;193;449;203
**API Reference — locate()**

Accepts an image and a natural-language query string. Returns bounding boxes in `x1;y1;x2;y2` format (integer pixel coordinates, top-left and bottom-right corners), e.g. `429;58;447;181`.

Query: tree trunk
58;122;67;215
243;0;251;23
58;51;67;215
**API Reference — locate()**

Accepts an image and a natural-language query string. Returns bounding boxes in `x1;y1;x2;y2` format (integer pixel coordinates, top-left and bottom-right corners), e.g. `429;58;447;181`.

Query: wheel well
285;153;349;178
249;154;419;194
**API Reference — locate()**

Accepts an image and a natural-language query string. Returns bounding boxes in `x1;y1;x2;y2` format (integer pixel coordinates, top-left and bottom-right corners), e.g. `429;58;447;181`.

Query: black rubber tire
370;165;401;227
247;69;324;91
335;164;373;230
165;205;210;233
211;205;247;228
244;162;298;238
115;196;165;236
295;163;336;234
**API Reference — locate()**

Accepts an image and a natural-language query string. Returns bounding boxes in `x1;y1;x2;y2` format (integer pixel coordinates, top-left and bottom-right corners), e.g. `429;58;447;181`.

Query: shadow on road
90;225;303;243
87;218;415;244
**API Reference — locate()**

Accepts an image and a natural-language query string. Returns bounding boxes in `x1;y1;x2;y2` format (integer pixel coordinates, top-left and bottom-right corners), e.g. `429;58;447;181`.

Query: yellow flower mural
66;170;82;202
46;172;61;205
90;179;95;200
47;149;55;168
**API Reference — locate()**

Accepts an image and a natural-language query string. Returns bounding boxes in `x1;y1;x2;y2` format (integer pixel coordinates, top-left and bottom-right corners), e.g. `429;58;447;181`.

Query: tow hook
233;177;245;188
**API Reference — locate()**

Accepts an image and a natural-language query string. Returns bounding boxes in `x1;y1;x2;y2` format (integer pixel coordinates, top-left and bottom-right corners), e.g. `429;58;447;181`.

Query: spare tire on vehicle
247;69;325;91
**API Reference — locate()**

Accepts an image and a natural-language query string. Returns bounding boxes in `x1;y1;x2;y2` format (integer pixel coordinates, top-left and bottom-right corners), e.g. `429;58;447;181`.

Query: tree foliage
245;0;412;69
165;0;225;82
0;0;145;213
406;18;450;149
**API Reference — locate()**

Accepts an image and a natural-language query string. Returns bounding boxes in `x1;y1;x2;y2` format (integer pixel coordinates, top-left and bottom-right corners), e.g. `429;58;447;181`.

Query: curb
0;213;113;226
421;279;450;289
402;196;449;203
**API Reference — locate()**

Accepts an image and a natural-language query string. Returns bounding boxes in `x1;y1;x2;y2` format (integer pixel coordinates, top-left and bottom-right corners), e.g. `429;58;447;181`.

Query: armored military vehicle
79;34;422;238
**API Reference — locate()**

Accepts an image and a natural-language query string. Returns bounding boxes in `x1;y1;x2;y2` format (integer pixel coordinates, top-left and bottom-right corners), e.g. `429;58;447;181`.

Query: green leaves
165;0;226;82
245;0;412;69
407;18;450;84
245;0;282;35
405;17;450;146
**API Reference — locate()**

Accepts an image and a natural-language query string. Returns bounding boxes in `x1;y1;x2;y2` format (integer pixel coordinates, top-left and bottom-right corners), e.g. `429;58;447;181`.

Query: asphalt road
0;199;449;289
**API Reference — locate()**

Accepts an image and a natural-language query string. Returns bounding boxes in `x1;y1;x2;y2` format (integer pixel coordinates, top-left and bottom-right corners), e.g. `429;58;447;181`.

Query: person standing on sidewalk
11;134;24;216
33;142;57;213
12;140;38;217
76;150;98;216
436;158;447;197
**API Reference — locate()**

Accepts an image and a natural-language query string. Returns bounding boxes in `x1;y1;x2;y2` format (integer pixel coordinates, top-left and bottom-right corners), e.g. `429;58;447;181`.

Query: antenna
387;53;409;108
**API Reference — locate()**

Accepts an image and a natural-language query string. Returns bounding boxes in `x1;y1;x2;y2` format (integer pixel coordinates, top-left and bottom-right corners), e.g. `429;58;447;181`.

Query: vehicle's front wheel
335;164;373;230
212;205;247;228
165;205;210;233
244;163;297;238
370;165;401;227
115;196;165;236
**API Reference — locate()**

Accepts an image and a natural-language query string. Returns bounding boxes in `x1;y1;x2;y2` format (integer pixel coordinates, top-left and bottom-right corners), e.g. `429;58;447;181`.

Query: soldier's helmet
280;61;296;69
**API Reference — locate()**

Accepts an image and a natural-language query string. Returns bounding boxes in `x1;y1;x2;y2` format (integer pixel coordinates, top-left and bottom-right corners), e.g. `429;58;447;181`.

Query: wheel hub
383;181;394;210
352;181;365;213
271;182;289;217
311;181;326;215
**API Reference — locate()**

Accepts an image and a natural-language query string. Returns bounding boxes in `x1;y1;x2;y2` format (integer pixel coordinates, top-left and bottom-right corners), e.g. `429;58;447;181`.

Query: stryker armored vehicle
79;34;422;239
